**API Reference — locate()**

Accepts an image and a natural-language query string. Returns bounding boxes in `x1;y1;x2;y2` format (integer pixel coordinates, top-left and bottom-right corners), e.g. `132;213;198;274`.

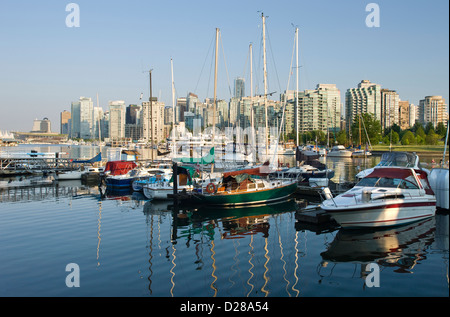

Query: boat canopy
223;161;271;178
377;152;418;168
173;147;215;165
104;161;137;176
362;167;434;195
72;152;102;164
367;167;416;180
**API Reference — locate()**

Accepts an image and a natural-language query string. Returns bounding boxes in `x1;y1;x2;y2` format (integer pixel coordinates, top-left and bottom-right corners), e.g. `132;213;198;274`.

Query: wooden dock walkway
0;157;80;176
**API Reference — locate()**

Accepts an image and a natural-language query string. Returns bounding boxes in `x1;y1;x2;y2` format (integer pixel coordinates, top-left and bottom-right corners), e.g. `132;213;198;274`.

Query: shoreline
372;150;449;157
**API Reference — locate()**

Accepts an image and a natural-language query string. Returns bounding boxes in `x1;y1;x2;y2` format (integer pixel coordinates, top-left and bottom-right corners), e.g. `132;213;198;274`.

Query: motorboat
0;175;55;189
351;149;372;158
321;166;436;228
276;163;334;185
355;152;426;180
57;169;85;180
102;161;137;189
131;167;172;192
142;165;196;200
327;145;352;158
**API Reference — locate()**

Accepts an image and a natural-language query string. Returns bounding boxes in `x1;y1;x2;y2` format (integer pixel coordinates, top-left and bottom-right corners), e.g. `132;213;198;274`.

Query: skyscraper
381;89;399;131
109;100;126;140
141;99;165;143
345;80;381;131
70;97;93;139
398;100;411;130
234;77;245;99
285;84;341;135
317;84;341;133
419;96;448;128
60;110;71;134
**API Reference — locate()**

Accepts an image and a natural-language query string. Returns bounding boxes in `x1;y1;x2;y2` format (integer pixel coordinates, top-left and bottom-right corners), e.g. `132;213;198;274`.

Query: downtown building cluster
59;79;448;144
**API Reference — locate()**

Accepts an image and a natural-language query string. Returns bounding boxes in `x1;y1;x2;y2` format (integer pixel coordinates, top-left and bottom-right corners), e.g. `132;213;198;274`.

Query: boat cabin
356;167;434;195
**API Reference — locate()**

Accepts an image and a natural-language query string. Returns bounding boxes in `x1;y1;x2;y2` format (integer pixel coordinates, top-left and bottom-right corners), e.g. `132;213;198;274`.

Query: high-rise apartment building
419;96;448;128
32;118;51;133
317;84;341;133
141;99;165;143
381;89;399;131
286;84;341;134
109;100;126;140
345;80;381;131
234;77;245;99
70;97;93;139
187;93;199;113
398;100;411;130
60;110;71;134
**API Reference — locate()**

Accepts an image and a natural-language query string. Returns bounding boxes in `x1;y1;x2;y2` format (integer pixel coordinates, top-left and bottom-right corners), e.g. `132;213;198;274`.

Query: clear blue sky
0;0;448;132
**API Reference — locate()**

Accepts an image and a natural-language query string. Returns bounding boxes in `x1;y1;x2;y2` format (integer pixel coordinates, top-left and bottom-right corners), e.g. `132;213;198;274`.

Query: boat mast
211;28;219;173
295;27;299;147
250;43;256;162
96;92;102;153
171;59;176;156
262;13;269;156
149;69;154;161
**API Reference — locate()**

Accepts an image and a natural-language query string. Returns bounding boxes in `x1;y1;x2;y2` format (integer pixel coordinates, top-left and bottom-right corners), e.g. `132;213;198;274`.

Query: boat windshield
356;176;419;189
377;152;417;167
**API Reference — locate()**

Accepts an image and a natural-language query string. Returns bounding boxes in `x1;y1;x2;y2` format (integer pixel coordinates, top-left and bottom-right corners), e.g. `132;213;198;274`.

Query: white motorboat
142;165;195;200
131;167;172;192
321;166;436;228
327;145;352;158
57;168;85;180
0;175;55;188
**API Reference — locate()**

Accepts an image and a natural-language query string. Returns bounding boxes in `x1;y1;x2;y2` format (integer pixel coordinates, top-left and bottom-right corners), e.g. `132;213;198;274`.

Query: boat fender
322;187;333;200
206;183;216;194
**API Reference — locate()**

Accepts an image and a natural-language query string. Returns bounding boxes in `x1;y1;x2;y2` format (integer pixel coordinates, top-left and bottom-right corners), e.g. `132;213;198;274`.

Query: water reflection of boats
143;200;173;214
189;198;299;222
320;217;435;271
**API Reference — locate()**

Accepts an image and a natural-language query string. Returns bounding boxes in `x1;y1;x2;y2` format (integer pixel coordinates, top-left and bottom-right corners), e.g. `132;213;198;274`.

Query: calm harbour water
0;145;448;298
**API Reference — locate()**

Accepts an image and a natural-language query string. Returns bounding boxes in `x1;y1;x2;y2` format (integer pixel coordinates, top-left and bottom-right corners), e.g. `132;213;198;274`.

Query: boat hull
58;171;84;180
196;182;297;206
327;152;352;157
143;185;192;200
322;200;436;228
106;177;134;189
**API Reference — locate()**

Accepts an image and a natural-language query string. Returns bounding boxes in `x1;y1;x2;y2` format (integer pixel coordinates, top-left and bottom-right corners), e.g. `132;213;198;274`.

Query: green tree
310;130;326;145
401;130;416;145
350;113;382;145
425;122;435;135
425;129;439;145
391;131;399;144
436;122;447;137
416;125;426;139
336;130;347;145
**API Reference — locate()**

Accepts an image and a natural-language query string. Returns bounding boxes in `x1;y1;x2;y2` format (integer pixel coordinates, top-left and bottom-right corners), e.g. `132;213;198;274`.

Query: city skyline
0;0;448;132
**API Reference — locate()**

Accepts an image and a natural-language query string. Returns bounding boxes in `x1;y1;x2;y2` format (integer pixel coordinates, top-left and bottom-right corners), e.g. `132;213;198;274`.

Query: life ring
206;183;216;194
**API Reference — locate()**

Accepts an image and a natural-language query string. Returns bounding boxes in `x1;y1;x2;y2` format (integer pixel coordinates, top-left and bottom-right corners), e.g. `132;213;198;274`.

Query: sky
0;0;448;132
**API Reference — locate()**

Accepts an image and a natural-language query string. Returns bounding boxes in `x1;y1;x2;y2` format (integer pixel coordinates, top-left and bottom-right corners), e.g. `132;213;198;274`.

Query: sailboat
191;162;298;206
352;114;372;157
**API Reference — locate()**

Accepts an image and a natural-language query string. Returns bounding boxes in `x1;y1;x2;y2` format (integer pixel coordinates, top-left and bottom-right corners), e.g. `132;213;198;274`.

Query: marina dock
0;156;80;176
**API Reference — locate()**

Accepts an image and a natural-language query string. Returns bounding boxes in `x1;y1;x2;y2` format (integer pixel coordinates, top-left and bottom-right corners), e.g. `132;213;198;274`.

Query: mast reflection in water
0;155;447;297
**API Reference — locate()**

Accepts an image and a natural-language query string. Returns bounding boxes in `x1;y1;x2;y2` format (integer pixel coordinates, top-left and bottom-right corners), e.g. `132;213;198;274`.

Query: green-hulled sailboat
193;164;298;206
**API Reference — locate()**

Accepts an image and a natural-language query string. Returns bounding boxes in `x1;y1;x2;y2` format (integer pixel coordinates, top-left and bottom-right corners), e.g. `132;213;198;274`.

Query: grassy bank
372;144;449;155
